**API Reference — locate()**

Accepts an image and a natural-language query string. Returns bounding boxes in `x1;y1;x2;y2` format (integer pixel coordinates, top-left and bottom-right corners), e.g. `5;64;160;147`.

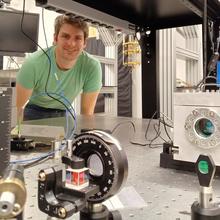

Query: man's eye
76;37;83;41
62;34;69;39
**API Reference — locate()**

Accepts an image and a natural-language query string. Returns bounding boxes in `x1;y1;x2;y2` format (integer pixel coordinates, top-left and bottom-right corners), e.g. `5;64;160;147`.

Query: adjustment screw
58;207;66;218
38;171;46;181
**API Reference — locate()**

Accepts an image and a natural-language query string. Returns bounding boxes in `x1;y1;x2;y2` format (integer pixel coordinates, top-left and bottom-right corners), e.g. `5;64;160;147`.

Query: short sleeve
16;59;36;89
83;59;102;93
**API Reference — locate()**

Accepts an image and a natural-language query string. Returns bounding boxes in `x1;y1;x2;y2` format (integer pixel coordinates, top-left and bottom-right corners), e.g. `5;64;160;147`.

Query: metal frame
35;0;135;34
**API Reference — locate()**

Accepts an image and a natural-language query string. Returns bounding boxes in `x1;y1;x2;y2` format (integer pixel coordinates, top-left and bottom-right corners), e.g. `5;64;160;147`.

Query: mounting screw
12;203;21;215
58;207;66;218
38;171;46;181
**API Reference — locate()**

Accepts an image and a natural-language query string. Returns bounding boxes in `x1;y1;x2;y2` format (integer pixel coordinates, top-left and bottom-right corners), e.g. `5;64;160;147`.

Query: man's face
54;23;86;62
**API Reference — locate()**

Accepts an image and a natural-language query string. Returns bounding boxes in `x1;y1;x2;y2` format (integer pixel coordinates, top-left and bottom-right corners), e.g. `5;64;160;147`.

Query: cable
111;120;136;134
10;141;66;166
23;155;51;169
153;123;166;142
195;73;216;89
144;112;173;147
9;56;20;69
208;21;214;54
41;8;48;48
161;117;172;142
110;112;171;148
158;113;173;142
144;111;157;141
159;112;173;127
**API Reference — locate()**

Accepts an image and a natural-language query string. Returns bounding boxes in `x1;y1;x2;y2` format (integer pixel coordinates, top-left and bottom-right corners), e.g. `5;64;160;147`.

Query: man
16;15;102;121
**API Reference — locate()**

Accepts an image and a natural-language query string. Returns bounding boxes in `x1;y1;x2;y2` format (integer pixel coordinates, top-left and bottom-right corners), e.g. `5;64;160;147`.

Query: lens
87;154;103;177
195;118;215;138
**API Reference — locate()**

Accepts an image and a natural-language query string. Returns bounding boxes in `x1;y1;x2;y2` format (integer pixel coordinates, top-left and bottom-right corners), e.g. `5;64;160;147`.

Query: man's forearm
16;83;33;124
81;91;99;115
17;106;24;122
16;106;24;137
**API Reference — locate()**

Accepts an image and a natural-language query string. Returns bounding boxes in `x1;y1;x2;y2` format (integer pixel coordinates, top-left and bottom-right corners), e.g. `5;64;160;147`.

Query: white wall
176;29;186;82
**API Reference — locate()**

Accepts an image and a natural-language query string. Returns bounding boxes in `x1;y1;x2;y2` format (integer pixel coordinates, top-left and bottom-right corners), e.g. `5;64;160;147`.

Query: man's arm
16;82;33;121
81;91;99;115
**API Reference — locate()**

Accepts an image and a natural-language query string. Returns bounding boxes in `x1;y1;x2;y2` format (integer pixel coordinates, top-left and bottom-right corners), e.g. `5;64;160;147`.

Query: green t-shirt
17;46;102;109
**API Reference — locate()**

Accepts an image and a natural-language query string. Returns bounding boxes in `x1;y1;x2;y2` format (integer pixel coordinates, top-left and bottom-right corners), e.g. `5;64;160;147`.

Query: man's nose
67;39;76;47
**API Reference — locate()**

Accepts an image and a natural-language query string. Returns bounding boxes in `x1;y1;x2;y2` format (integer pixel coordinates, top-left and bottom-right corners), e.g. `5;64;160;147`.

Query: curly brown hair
54;15;89;40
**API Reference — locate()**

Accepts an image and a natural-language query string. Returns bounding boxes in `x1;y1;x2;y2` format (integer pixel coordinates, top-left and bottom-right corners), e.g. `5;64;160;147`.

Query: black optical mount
38;131;128;219
38;155;98;219
38;155;122;220
191;154;220;220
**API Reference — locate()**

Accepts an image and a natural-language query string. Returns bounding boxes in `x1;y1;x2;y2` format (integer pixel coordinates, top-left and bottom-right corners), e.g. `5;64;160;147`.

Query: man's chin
63;54;78;61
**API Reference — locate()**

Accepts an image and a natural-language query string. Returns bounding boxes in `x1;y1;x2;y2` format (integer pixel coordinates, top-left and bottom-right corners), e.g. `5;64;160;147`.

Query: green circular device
198;160;209;174
195;118;215;138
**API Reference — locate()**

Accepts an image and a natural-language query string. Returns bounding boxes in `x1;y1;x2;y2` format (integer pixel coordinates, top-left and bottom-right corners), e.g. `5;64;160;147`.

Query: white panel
158;25;203;121
158;28;175;120
132;64;142;118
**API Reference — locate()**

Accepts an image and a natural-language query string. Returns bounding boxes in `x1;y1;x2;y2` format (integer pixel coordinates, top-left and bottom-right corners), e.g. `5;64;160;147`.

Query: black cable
147;120;163;148
129;140;163;147
144;111;157;140
195;72;215;89
208;21;214;53
20;0;75;122
108;111;172;148
9;56;20;69
160;117;172;142
153;123;167;142
158;113;173;128
144;113;172;148
111;119;162;147
111;120;136;134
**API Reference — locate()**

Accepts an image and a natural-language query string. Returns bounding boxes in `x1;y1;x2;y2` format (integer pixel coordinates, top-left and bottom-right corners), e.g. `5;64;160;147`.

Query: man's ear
53;34;57;45
83;39;87;49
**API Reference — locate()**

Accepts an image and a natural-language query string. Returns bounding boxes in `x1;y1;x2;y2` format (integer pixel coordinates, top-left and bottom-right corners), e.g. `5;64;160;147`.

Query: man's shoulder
24;47;51;65
80;51;100;65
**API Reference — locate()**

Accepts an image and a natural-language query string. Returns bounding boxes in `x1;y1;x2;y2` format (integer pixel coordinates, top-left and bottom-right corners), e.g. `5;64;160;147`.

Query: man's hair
54;15;89;40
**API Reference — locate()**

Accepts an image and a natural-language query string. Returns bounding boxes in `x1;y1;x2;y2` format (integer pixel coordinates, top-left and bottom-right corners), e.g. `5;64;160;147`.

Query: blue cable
10;142;66;164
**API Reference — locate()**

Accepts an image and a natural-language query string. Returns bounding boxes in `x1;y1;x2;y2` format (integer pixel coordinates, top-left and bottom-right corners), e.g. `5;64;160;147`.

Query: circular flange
184;108;220;149
72;130;128;202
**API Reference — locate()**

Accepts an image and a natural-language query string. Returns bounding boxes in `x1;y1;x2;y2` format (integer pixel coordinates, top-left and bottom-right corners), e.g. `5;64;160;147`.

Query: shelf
92;55;115;65
100;86;117;94
176;46;199;60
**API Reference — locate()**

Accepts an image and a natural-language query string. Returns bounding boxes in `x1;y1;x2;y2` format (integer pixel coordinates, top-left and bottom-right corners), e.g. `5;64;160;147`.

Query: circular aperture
87;154;104;177
2;204;8;211
72;131;128;202
195;118;215;138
